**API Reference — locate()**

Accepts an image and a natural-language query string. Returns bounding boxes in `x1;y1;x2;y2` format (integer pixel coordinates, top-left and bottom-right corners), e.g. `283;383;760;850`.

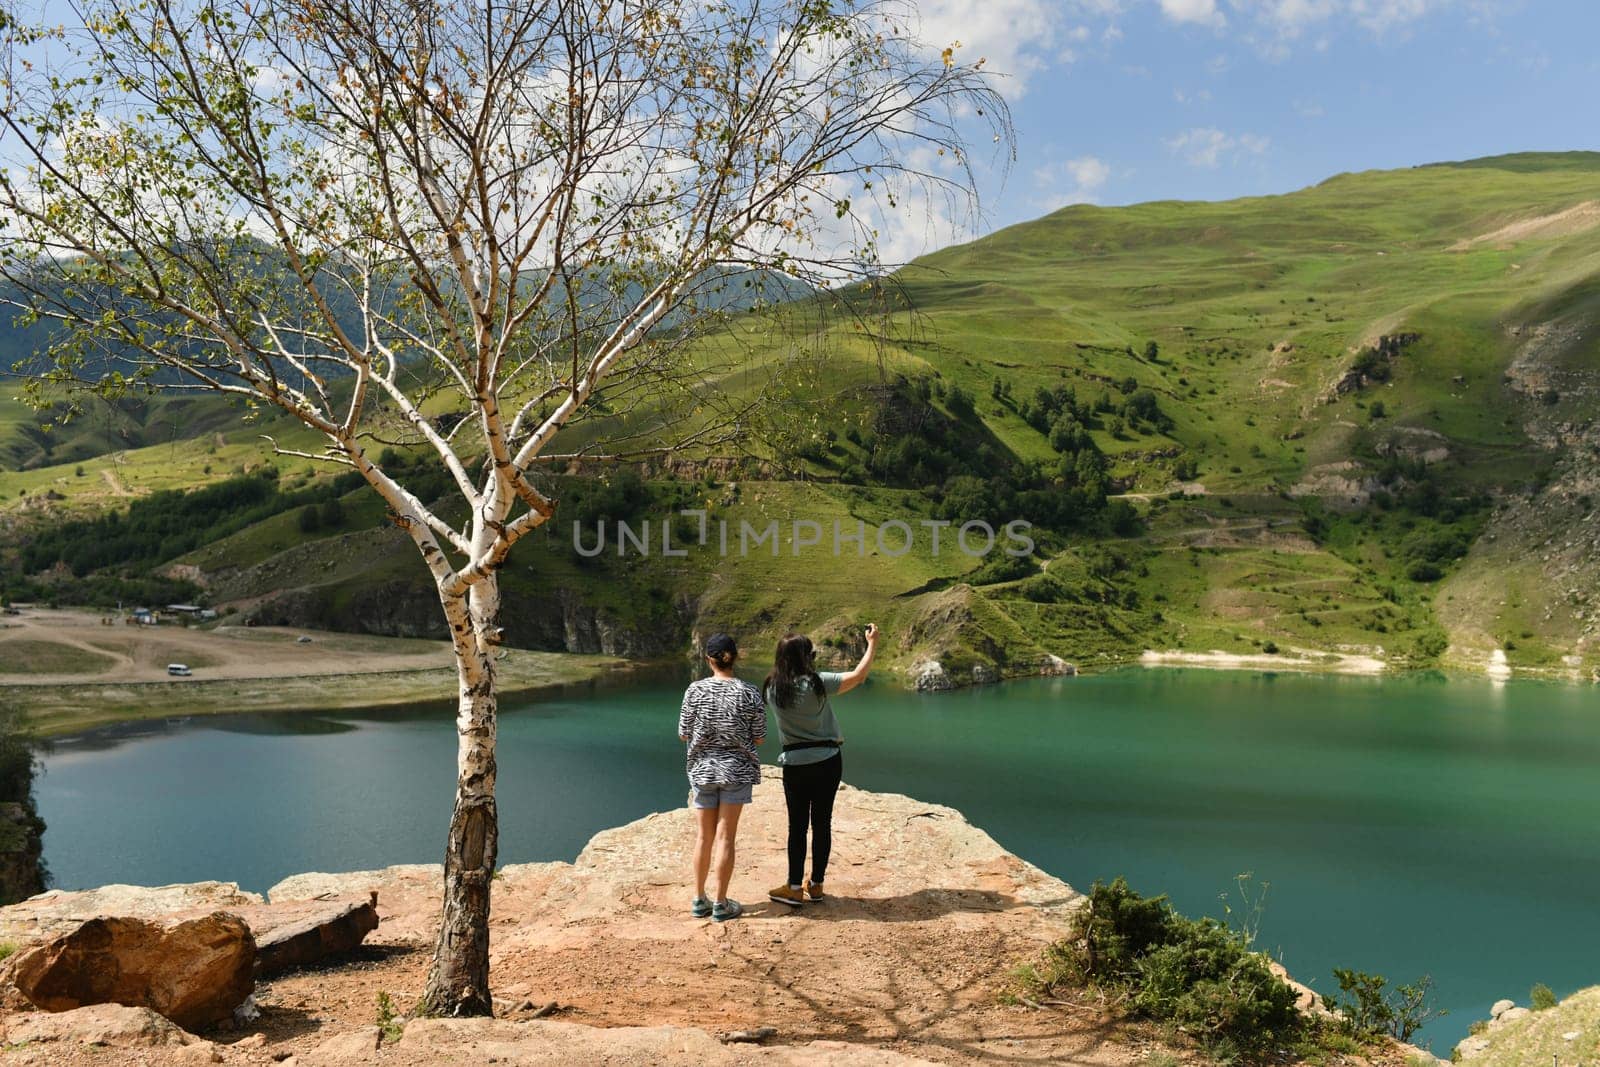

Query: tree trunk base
420;792;497;1017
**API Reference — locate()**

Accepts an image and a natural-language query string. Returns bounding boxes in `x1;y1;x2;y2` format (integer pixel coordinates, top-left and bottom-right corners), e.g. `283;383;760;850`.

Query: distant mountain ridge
5;151;1600;683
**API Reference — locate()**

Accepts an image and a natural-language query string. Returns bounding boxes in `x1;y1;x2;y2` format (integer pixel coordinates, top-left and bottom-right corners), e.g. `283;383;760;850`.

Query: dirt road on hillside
0;607;453;685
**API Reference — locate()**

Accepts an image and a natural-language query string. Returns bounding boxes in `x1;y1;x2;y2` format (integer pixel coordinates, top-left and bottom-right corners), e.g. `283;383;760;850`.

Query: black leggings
782;753;843;887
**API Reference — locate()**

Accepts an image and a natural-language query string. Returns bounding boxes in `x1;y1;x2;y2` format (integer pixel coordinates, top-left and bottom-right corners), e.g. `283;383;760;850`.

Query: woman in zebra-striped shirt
678;632;765;922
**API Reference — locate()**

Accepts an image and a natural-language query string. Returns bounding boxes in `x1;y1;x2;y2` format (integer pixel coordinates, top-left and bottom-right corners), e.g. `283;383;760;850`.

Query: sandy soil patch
1141;648;1386;675
1449;200;1600;250
0;607;453;685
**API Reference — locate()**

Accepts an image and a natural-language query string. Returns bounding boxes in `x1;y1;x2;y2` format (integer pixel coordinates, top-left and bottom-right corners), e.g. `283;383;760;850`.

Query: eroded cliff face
210;535;694;657
1438;310;1600;673
0;802;44;906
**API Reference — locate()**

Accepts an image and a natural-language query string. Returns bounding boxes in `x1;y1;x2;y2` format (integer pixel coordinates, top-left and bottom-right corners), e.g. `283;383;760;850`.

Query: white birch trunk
420;565;501;1016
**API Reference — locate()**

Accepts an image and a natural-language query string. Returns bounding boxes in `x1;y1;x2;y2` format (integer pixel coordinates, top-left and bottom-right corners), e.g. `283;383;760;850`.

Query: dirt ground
0;607;455;685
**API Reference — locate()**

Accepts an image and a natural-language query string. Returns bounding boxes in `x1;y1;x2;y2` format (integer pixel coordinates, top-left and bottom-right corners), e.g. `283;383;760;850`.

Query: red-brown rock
238;895;380;976
6;910;254;1029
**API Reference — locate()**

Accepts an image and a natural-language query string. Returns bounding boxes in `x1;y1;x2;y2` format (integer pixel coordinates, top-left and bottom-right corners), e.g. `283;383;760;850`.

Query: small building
166;604;203;615
130;607;158;625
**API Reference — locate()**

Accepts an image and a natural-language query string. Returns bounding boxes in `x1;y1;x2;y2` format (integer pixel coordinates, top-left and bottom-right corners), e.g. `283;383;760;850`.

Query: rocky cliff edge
0;771;1396;1066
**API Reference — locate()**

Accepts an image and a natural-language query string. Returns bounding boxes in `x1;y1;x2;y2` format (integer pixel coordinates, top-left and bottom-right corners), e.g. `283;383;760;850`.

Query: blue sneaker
712;898;743;922
691;895;712;918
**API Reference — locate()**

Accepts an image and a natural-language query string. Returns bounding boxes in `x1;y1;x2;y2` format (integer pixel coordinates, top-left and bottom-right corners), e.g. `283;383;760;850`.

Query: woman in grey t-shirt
763;623;879;907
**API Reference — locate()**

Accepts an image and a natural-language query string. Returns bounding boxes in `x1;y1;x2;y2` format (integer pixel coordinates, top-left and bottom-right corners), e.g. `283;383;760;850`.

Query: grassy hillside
6;152;1600;684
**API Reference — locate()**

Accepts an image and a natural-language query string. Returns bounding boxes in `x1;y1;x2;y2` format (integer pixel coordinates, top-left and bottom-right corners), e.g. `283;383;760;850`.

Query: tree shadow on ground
749;888;1077;924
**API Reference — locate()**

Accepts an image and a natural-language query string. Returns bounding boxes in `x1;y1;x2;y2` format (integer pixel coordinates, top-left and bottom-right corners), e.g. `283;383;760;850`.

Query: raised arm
835;623;880;695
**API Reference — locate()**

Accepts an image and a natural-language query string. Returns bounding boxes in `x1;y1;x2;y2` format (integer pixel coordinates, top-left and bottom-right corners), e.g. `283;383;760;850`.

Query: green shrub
1040;878;1301;1058
1327;968;1443;1043
967;553;1039;586
1531;983;1558;1011
375;991;405;1044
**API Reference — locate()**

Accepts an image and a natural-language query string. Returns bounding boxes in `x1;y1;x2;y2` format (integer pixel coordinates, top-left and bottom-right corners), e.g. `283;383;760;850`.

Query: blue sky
928;0;1600;236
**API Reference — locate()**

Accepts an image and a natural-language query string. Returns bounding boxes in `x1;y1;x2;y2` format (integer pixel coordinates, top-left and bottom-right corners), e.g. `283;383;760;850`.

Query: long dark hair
764;633;825;710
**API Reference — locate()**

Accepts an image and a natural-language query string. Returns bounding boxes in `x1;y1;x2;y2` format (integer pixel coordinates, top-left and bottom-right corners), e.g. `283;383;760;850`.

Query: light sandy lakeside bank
1139;647;1388;675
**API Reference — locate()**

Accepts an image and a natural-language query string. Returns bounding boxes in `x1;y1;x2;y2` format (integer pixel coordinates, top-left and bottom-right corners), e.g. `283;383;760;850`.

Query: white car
166;664;192;677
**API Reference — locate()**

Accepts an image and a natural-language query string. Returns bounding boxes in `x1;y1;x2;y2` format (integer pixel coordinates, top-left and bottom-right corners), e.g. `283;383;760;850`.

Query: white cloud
1159;0;1226;27
1164;127;1270;167
1349;0;1437;34
1228;0;1458;55
912;0;1067;96
1033;156;1112;210
1173;87;1213;104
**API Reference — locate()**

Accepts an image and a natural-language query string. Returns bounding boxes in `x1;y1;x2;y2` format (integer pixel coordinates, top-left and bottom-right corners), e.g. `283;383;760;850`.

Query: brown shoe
769;884;805;907
805;881;825;903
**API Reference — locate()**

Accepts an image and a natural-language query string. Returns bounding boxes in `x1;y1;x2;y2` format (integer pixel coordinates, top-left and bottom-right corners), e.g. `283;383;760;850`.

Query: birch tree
0;0;1007;1014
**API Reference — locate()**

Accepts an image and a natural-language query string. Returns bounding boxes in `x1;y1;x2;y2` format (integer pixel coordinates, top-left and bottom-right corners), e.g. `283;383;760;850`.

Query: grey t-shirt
767;671;845;766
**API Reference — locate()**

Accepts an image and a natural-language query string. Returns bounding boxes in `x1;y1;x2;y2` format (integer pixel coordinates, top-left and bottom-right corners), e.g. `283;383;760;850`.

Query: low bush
1531;983;1558;1011
1326;968;1443;1043
1025;878;1301;1060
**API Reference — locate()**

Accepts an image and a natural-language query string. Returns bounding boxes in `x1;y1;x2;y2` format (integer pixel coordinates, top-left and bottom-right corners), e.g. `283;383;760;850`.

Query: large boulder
238;895;380;976
6;911;255;1029
0;881;261;950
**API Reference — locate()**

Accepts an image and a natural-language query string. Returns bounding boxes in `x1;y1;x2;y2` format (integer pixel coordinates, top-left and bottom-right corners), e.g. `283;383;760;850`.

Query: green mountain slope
6;152;1600;683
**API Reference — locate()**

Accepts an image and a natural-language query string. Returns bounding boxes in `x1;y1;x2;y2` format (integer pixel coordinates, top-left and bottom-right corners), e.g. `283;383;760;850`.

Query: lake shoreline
19;649;1588;741
1138;647;1388;675
8;649;647;739
8;597;1588;742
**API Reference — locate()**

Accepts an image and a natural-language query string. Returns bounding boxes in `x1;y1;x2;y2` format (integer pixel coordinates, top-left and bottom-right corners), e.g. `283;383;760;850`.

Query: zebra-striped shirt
678;676;766;788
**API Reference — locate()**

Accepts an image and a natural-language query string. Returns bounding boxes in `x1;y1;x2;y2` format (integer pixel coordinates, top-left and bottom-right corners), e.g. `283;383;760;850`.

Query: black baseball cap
705;632;737;657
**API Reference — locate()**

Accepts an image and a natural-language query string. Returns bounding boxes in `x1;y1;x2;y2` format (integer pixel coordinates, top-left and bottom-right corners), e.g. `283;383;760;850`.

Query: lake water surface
35;667;1600;1047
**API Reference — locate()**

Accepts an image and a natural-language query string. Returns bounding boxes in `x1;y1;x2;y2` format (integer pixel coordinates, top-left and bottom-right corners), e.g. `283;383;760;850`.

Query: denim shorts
691;781;753;808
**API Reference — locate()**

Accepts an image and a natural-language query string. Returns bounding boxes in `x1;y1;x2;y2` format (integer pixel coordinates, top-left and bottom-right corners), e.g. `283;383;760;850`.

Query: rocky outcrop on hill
1454;988;1600;1066
1437;310;1600;671
1325;332;1419;400
898;584;1072;689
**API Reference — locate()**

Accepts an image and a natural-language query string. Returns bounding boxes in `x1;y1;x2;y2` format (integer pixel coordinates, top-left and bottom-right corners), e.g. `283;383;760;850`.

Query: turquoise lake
34;667;1600;1047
